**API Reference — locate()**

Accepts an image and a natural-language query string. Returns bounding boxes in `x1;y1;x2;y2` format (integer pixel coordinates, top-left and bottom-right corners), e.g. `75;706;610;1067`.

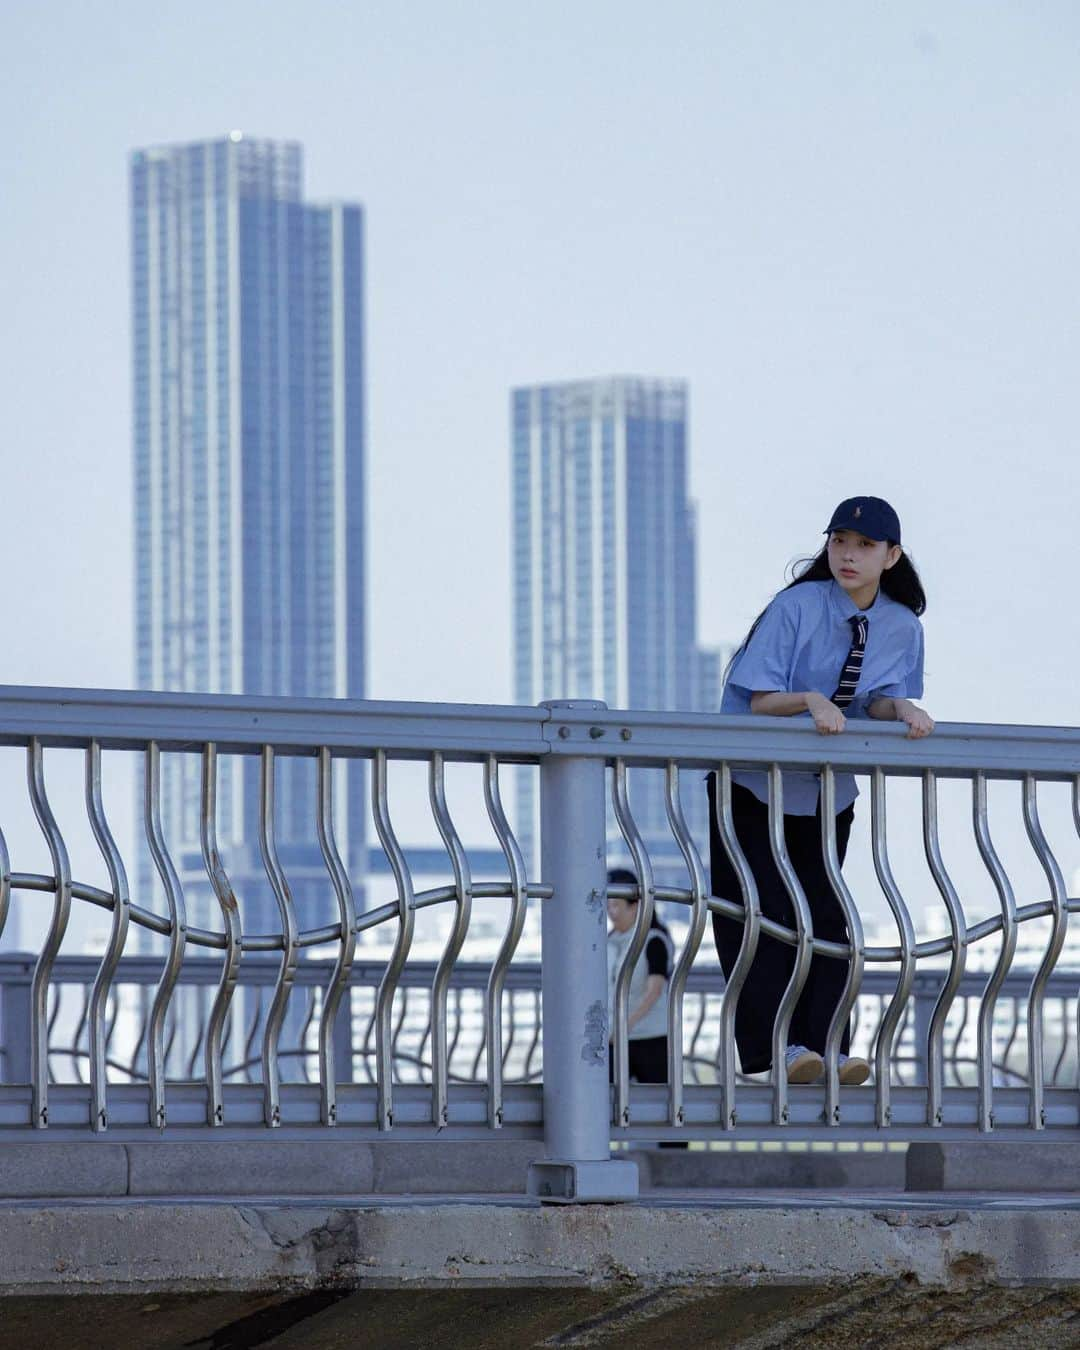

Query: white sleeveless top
607;925;674;1041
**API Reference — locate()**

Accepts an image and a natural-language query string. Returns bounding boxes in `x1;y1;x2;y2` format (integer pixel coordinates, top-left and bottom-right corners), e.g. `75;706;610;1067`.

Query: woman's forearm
750;691;827;717
868;697;935;738
867;697;915;720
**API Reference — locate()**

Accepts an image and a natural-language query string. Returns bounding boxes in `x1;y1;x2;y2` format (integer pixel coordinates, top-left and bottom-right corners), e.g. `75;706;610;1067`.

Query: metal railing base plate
527;1158;639;1204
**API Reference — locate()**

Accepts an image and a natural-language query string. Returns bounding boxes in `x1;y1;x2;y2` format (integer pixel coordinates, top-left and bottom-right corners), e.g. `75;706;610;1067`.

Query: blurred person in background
606;866;687;1147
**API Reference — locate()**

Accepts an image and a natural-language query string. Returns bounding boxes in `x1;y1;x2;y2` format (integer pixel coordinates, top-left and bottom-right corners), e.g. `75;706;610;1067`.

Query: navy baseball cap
825;496;901;545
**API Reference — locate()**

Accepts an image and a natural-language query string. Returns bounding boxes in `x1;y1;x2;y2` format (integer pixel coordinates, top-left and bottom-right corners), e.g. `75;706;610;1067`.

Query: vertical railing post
526;701;638;1204
1;957;34;1086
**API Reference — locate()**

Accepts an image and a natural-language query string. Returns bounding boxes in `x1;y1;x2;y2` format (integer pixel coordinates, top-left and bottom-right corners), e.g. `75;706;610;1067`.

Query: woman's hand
805;691;845;735
896;699;935;739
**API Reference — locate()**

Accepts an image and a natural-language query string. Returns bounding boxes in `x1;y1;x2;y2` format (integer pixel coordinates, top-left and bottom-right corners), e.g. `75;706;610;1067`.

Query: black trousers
608;1035;668;1084
707;776;854;1074
608;1037;688;1147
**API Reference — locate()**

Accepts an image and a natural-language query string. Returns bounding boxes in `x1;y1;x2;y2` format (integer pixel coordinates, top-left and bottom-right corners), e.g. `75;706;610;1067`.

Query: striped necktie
831;614;869;709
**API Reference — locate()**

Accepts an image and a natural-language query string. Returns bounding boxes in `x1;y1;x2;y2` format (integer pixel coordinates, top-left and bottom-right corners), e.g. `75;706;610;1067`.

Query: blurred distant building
131;133;367;938
691;644;732;723
511;376;727;873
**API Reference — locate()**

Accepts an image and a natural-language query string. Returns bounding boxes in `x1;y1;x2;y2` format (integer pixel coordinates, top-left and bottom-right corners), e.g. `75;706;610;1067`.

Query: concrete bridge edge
2;1198;1080;1297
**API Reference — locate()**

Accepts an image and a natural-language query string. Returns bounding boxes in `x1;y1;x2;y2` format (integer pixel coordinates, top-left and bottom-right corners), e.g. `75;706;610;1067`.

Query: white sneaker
837;1053;871;1086
784;1045;824;1084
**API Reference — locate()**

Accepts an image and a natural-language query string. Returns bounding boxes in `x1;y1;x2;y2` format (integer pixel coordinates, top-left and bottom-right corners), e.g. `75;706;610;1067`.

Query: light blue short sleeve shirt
720;580;925;815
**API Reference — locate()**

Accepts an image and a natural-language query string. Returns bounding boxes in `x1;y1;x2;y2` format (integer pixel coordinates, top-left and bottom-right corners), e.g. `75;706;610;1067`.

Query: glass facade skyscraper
131;134;366;935
511;376;724;870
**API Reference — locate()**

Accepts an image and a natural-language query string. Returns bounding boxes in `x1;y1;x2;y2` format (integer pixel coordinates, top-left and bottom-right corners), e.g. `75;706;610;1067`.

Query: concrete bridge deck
2;1186;1080;1347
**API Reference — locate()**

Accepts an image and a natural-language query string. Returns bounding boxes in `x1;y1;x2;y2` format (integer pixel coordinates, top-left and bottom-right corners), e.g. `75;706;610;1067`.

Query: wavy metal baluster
163;1009;178;1075
391;987;410;1077
84;741;131;1131
1022;774;1068;1129
766;764;814;1127
870;983;895;1079
360;994;377;1084
372;750;415;1128
27;739;72;1128
1051;998;1069;1088
922;770;968;1126
104;991;120;1063
145;742;187;1128
316;747;356;1126
949;998;970;1089
664;761;708;1136
298;991;318;1082
44;987;59;1082
470;1003;487;1080
451;988;466;1058
428;752;473;1127
713;763;761;1128
0;818;10;946
500;995;517;1073
200;744;242;1126
821;766;864;1127
611;760;656;1128
419;996;435;1073
972;772;1017;1132
1001;996;1022;1085
687;995;708;1086
483;755;528;1127
870;769;917;1129
258;746;299;1127
524;989;542;1082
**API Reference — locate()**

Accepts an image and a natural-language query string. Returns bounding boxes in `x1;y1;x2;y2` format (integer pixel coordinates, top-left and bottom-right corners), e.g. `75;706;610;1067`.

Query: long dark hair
725;541;926;682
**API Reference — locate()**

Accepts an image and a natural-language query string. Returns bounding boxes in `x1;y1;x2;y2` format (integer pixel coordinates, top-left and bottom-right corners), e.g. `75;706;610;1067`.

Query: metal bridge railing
0;685;1077;1202
5;956;1074;1096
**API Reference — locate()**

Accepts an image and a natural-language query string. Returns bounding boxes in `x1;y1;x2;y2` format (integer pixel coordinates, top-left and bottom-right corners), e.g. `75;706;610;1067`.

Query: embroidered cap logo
854;505;862;519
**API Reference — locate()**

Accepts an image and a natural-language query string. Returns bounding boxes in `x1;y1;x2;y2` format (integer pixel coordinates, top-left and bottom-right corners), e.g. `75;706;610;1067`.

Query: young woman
606;867;688;1148
606;866;675;1086
709;496;933;1086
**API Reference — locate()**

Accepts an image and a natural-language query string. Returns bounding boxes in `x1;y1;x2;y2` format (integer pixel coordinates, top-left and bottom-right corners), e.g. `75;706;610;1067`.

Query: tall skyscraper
131;134;366;934
511;376;723;871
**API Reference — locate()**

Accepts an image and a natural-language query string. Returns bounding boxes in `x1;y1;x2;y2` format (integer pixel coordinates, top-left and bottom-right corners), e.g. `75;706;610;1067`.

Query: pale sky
1;2;1079;946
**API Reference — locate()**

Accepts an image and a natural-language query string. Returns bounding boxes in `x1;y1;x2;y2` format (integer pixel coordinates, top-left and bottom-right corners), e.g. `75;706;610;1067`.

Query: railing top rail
0;685;1078;779
545;705;1080;780
0;686;549;761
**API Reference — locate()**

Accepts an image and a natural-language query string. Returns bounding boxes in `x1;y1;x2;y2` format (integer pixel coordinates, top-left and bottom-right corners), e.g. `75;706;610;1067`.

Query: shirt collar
828;579;883;622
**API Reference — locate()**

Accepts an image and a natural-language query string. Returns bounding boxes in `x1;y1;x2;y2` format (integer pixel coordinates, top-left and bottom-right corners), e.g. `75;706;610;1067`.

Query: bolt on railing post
526;701;638;1204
